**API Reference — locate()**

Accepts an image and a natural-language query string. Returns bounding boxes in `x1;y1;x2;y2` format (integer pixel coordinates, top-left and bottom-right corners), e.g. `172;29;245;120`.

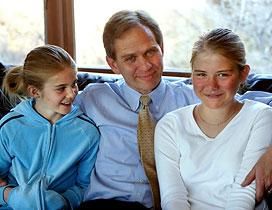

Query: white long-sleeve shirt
155;99;272;210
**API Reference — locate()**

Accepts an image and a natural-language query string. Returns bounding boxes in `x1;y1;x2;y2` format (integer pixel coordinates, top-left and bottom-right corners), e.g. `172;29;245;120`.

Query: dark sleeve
0;63;14;119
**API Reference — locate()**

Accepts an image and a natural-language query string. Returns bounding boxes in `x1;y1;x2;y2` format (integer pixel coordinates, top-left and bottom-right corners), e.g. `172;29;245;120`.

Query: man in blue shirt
75;10;197;210
76;10;272;210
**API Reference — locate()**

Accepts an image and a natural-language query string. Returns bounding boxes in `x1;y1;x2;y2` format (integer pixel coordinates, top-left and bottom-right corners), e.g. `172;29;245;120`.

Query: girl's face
33;67;78;123
192;52;249;109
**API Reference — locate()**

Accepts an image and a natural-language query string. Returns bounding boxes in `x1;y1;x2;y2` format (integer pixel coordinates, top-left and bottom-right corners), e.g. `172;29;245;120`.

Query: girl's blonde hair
2;45;76;100
190;28;246;71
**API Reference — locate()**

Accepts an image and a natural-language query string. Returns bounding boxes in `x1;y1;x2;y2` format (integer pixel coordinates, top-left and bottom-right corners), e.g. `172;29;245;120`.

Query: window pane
74;0;272;74
0;0;44;66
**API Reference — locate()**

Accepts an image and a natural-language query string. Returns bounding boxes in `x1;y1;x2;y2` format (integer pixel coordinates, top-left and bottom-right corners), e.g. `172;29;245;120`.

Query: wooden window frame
44;0;75;58
44;0;190;77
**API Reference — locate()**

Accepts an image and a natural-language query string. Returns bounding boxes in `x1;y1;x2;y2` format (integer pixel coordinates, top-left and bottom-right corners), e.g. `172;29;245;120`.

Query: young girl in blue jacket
0;45;100;209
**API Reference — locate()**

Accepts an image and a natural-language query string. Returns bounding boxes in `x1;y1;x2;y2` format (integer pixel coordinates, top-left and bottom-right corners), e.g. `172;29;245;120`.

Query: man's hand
0;178;7;187
241;147;272;202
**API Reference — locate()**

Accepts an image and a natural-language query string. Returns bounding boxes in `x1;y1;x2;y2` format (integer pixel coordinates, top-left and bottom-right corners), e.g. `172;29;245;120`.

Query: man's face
107;25;163;94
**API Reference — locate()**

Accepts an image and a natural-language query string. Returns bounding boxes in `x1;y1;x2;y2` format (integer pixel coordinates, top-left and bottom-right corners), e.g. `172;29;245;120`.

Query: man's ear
27;85;40;98
106;56;120;74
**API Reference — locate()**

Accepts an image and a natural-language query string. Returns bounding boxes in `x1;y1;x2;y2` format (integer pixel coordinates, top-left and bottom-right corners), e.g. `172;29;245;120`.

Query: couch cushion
243;74;272;93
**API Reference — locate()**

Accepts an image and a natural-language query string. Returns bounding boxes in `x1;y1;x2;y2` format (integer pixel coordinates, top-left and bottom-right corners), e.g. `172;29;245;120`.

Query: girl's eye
56;87;65;92
194;72;207;78
72;81;78;88
217;73;230;78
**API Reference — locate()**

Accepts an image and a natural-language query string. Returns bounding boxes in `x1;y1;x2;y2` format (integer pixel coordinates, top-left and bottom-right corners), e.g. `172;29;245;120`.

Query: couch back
1;67;272;119
77;71;272;94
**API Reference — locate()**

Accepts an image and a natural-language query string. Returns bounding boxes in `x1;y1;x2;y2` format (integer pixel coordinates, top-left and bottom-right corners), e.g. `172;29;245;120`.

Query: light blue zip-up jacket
0;99;100;210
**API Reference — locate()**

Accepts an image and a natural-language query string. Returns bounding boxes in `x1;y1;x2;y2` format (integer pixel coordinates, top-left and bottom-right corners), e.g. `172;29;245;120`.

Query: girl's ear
240;65;250;83
27;85;40;98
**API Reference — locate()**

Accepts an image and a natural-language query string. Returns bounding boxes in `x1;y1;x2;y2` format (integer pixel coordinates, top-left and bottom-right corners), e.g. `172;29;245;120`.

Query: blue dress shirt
74;78;199;208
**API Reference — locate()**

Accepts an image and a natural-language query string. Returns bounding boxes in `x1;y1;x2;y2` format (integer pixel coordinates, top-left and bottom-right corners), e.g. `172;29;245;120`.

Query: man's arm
242;146;272;201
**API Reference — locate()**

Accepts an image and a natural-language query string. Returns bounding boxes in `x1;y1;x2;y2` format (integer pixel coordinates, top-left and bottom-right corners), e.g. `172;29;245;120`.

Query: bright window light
74;0;272;74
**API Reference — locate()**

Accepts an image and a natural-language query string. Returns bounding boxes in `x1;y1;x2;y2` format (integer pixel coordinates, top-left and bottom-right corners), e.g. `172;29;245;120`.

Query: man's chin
138;83;160;94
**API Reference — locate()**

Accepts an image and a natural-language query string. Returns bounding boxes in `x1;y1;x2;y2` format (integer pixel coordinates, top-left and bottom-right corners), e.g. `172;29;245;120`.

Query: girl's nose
208;77;219;89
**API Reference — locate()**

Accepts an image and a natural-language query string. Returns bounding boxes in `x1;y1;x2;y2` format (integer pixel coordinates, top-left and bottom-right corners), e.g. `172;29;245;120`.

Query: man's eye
146;49;158;57
124;56;136;63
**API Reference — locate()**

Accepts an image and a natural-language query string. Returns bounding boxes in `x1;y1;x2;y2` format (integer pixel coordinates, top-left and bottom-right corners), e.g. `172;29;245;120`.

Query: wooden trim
78;67;114;74
78;67;191;78
44;0;75;58
163;71;191;77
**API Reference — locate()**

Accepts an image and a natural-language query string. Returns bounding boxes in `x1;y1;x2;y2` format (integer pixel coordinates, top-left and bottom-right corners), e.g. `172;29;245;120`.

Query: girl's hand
4;187;13;202
0;178;7;187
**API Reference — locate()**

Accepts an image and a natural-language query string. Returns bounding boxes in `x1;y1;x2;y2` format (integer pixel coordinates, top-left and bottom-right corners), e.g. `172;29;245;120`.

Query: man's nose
137;56;152;70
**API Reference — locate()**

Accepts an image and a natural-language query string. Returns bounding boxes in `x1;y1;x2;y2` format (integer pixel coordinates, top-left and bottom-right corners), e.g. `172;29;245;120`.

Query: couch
1;64;272;208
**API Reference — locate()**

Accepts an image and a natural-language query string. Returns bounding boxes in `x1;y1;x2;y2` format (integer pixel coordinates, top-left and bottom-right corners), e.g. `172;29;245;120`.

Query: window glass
0;0;44;66
74;0;272;74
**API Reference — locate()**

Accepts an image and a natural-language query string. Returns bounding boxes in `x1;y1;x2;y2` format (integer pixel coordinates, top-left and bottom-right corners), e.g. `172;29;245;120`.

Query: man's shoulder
162;78;192;87
78;82;117;98
162;78;195;97
83;80;122;91
84;82;111;90
76;81;123;106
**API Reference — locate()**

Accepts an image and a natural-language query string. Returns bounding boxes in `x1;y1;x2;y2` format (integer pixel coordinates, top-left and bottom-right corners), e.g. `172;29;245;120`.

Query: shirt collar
119;79;167;112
